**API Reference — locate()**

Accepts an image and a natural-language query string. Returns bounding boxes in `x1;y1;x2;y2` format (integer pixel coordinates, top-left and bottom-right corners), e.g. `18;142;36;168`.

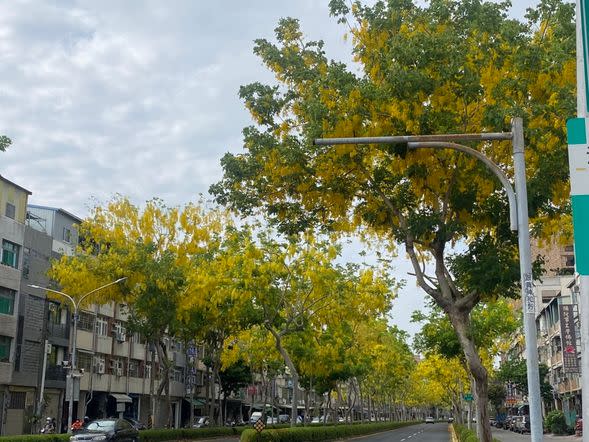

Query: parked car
266;416;278;424
425;416;435;424
249;412;263;424
311;415;330;424
447;417;454;423
124;417;146;431
278;414;290;424
69;418;138;442
193;416;209;428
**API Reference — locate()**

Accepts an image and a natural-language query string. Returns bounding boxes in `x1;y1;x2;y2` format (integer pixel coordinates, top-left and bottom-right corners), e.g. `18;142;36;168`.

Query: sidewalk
492;428;580;441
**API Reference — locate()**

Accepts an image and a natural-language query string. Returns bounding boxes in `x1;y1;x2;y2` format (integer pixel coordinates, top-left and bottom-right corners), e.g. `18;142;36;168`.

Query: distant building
535;275;581;427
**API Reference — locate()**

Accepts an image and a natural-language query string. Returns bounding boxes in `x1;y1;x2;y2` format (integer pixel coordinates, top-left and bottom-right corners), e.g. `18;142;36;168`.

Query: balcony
47;322;69;340
46;364;67;381
558;376;581;394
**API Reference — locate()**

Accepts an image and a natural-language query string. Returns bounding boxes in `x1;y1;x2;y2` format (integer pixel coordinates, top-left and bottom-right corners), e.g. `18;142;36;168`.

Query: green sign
566;118;589;275
464;393;473;401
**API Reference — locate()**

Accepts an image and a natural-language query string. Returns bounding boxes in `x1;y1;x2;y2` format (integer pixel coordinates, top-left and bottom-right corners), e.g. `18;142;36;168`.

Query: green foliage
240;422;418;442
138;426;245;441
219;359;252;397
0;135;10;152
412;300;519;359
487;380;506;411
453;424;501;442
0;436;69;442
545;410;569;435
495;358;552;402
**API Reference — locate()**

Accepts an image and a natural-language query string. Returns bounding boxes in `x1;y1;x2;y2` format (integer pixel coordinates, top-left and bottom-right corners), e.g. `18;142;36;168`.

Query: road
343;423;450;442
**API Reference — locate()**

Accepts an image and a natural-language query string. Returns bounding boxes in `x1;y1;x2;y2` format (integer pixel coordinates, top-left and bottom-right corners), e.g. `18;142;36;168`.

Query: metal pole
67;304;78;434
313;132;512;146
37;340;48;418
580;276;589;442
512;117;543;442
574;3;589;440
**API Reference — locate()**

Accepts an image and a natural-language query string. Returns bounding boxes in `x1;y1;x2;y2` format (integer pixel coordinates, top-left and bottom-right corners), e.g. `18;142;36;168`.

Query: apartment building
0;174;32;436
535;275;581;427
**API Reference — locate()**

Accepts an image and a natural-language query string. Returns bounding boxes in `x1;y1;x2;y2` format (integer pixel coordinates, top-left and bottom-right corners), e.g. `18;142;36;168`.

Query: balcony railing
46;364;67;381
47;322;69;340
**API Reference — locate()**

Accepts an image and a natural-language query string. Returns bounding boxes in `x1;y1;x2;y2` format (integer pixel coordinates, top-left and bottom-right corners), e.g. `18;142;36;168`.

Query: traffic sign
253;419;265;433
464;393;473;401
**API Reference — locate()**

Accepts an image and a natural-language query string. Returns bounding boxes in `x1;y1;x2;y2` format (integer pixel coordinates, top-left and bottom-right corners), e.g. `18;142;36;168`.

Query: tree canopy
210;1;575;439
0;135;10;152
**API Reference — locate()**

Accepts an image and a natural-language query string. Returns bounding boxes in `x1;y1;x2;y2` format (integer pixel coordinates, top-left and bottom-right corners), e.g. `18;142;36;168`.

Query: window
128;360;139;377
172;367;184;382
63;227;71;243
1;240;20;268
0;336;11;362
0;287;15;315
5;203;15;219
95;317;108;336
8;392;26;409
78;312;95;331
131;332;143;344
77;352;93;371
48;302;63;325
22;248;29;279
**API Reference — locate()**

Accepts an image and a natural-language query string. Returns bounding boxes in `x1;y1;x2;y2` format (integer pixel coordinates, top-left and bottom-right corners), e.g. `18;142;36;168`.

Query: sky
1;0;541;339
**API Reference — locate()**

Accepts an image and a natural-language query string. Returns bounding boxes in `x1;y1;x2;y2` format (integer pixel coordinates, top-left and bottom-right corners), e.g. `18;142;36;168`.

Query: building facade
0;174;32;436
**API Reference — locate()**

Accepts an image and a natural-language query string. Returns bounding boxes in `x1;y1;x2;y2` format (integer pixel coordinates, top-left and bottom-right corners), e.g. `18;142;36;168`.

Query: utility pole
569;3;589;441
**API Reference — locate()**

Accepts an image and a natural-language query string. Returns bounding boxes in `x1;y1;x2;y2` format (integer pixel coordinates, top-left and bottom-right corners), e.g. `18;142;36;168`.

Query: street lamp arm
76;277;127;308
407;141;518;231
27;285;75;309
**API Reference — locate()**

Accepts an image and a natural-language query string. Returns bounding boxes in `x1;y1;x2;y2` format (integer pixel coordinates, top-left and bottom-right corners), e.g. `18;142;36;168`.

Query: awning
110;393;132;403
191;399;206;407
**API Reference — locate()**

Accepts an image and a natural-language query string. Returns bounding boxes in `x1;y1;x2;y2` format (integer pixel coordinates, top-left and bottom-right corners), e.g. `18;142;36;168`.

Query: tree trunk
155;341;170;428
266;327;299;427
448;309;491;442
214;367;222;425
149;349;156;428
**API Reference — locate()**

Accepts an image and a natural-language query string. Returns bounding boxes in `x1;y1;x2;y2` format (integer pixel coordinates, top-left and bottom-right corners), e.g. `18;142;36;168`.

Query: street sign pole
570;3;589;442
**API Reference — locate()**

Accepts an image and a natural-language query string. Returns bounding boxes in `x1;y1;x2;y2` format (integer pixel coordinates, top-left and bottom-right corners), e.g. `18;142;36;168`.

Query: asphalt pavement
343;423;450;442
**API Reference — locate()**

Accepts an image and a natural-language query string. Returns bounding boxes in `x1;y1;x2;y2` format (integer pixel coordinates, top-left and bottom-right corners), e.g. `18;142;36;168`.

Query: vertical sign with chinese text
559;304;580;373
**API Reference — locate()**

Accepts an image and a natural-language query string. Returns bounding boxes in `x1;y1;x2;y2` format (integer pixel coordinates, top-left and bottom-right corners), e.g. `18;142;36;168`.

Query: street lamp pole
314;117;544;442
28;277;127;433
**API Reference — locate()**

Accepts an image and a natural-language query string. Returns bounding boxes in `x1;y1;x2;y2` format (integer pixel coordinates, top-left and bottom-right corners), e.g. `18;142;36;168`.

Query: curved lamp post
28;277;127;433
314;118;543;442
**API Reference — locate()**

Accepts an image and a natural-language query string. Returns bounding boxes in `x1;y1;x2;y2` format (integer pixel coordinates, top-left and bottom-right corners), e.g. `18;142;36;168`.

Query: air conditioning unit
96;362;105;374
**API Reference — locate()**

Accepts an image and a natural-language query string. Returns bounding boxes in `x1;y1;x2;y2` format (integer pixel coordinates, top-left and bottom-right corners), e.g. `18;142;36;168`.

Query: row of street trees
210;0;576;440
48;196;430;427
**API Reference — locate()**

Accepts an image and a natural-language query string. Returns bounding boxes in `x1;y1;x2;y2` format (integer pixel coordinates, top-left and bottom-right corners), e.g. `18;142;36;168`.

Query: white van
249;412;262;424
